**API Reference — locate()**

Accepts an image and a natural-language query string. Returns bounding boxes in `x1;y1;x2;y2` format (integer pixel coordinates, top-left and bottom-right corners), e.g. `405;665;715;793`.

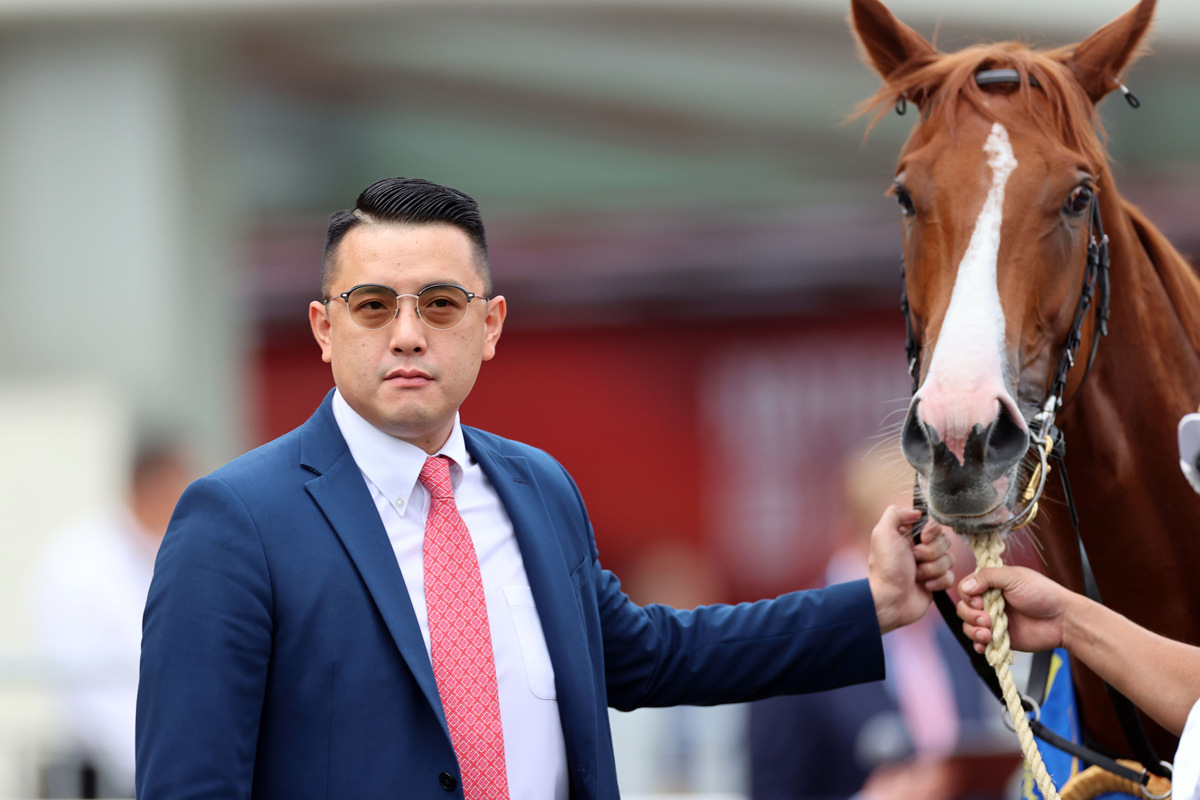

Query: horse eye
894;187;916;217
1064;185;1094;217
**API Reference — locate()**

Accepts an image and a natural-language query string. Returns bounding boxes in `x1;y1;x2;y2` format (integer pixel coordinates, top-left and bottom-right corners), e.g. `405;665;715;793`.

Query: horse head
851;0;1155;534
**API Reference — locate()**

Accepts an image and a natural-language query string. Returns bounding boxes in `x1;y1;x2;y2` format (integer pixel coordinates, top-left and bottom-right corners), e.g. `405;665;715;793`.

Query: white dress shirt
333;390;568;800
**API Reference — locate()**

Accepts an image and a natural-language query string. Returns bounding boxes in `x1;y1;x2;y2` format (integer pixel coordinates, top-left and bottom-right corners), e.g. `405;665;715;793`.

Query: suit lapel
465;429;599;779
300;396;450;739
299;398;598;772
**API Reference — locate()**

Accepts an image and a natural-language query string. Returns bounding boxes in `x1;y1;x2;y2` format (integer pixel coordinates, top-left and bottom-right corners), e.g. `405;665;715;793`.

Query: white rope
970;530;1061;800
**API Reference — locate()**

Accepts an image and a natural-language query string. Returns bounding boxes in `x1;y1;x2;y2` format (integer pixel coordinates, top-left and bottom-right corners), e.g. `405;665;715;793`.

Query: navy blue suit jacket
136;392;886;800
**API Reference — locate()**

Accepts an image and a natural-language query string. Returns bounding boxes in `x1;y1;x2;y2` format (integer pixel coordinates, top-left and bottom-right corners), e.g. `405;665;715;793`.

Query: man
31;440;191;796
136;177;955;800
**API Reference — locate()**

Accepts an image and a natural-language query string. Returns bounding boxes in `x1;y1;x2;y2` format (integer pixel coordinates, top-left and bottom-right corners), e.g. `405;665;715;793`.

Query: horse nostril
987;402;1028;469
901;400;933;473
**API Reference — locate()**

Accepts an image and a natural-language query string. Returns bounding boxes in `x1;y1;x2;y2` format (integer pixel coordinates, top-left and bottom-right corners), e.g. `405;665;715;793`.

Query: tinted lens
346;285;398;329
418;286;469;329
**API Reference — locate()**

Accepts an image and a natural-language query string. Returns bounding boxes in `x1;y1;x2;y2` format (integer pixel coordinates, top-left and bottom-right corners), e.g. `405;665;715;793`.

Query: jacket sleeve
598;560;886;710
136;476;273;800
549;463;886;711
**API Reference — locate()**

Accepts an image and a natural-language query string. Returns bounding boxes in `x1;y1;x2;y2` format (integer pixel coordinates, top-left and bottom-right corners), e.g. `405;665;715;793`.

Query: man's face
309;223;505;451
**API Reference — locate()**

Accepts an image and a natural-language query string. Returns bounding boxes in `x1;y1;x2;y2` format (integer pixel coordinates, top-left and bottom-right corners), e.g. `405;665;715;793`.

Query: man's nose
388;298;427;353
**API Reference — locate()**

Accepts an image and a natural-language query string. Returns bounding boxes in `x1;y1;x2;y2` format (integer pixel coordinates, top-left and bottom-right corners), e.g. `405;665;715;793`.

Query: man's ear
481;296;506;363
1061;0;1156;104
309;301;334;364
850;0;937;82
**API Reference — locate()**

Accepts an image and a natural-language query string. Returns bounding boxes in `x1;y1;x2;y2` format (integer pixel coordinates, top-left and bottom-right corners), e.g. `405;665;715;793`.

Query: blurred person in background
28;439;192;797
749;445;990;800
609;540;745;793
136;177;956;800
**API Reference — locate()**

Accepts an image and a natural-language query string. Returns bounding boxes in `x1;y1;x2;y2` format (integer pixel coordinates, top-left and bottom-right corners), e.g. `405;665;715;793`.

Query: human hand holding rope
956;566;1074;655
867;506;955;634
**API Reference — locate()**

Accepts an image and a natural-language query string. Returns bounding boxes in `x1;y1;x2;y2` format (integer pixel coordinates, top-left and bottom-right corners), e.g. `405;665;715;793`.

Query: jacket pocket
503;585;557;700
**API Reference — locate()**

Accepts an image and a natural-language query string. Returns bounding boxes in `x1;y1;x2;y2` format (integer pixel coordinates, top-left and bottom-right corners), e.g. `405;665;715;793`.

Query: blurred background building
0;0;1197;796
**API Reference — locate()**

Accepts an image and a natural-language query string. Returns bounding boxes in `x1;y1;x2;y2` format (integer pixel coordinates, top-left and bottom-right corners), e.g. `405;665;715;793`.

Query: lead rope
971;530;1062;800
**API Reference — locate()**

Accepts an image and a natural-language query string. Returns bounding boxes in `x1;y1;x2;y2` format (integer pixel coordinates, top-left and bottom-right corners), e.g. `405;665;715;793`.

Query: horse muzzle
901;397;1029;533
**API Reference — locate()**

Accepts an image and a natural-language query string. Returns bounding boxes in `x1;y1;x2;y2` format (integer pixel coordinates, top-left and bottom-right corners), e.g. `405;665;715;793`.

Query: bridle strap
1052;198;1112;411
1060;202;1112;409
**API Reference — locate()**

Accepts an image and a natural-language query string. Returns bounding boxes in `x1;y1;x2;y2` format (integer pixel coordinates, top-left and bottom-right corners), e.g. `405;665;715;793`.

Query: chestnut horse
851;0;1200;761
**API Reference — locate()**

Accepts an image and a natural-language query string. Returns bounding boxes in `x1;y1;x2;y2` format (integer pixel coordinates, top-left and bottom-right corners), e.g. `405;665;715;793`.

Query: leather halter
898;69;1170;788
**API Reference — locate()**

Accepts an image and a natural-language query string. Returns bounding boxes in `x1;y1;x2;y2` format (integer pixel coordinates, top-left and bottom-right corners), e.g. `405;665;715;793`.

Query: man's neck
396;423;454;455
334;390;457;455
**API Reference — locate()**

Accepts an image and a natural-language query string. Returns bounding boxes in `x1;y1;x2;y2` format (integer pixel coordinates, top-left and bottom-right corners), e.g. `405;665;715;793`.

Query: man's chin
372;402;453;444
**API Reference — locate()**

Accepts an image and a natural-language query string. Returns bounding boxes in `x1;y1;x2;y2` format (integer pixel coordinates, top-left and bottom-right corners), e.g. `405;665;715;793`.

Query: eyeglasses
323;283;489;331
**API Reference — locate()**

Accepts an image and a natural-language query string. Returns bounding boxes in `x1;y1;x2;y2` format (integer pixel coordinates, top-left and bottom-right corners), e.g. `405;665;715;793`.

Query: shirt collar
331;389;470;513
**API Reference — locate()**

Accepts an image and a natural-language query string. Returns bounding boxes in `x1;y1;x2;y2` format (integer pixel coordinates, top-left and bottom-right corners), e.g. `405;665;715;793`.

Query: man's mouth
384;367;433;387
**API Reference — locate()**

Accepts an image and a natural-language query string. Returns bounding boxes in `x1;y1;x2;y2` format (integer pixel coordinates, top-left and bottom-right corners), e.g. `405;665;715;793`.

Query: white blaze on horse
852;0;1200;763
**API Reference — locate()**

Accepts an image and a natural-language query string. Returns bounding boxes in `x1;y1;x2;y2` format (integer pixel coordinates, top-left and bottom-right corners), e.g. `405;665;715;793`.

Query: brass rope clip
1013;435;1054;530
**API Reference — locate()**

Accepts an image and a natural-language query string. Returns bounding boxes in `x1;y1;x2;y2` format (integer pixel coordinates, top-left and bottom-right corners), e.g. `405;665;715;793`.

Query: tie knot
419;455;455;499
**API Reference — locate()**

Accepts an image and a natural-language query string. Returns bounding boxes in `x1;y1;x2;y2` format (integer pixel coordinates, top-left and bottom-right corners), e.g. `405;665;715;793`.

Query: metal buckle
1002;693;1041;732
1140;760;1172;799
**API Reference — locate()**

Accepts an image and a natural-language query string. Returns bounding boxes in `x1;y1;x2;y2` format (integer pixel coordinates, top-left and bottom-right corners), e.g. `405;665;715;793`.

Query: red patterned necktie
419;455;509;800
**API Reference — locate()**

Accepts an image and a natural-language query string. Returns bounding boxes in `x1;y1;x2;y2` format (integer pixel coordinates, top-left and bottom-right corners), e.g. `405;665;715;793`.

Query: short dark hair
321;177;491;299
131;436;187;487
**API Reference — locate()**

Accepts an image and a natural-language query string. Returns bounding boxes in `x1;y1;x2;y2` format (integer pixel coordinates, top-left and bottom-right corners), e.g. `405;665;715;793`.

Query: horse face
850;0;1154;534
895;103;1097;533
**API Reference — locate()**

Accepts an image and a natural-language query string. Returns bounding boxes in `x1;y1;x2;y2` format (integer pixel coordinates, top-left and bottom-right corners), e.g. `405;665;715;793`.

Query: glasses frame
323;283;490;331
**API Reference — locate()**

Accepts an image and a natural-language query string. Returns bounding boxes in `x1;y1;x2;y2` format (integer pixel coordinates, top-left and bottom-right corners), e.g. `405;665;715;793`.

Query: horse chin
919;472;1019;539
928;506;1015;539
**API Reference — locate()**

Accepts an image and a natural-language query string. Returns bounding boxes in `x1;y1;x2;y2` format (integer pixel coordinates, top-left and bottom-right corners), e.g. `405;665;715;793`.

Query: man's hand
867;506;954;634
956;567;1074;654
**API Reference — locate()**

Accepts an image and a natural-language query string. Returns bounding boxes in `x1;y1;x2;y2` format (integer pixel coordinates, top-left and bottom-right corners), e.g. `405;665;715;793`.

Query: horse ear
1063;0;1156;103
850;0;936;81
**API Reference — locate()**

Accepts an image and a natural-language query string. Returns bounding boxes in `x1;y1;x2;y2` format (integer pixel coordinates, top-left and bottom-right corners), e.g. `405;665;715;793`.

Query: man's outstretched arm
597;504;955;710
136;477;273;800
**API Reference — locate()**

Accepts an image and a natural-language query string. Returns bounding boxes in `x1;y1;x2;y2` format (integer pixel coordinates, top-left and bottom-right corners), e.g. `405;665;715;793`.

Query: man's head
322;177;491;299
310;178;506;452
130;440;193;542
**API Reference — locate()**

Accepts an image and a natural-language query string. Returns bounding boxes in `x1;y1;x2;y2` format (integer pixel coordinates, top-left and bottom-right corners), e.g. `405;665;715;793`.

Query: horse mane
855;42;1107;171
857;41;1200;357
1123;201;1200;356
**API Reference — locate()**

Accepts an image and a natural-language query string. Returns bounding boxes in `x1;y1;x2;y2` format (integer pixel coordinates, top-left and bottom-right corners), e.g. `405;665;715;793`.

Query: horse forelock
856;43;1108;173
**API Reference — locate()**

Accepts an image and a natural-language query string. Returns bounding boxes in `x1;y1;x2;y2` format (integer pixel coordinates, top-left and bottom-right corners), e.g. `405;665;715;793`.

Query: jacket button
439;772;457;791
